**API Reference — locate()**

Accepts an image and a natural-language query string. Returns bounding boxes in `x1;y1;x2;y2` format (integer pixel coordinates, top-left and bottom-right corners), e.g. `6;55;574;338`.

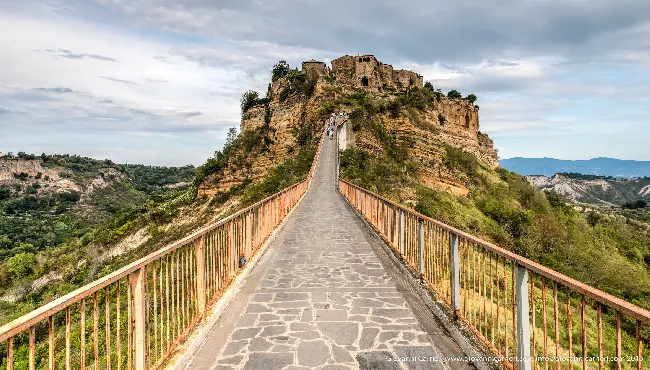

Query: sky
1;0;649;166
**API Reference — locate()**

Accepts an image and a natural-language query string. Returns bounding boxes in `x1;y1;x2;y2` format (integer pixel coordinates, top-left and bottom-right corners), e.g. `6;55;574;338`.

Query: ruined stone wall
393;70;424;89
302;61;328;78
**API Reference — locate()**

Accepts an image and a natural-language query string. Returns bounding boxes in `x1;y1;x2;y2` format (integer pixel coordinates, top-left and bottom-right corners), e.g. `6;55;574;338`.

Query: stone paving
184;120;475;369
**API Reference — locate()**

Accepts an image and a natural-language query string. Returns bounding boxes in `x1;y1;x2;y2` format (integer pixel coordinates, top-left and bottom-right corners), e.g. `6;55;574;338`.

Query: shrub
240;90;260;113
7;252;37;280
447;89;462;99
465;94;477;104
623;200;647;209
438;113;446;125
272;60;291;80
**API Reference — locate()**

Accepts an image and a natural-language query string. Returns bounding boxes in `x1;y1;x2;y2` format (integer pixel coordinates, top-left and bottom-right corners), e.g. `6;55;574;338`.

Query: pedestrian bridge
1;118;649;370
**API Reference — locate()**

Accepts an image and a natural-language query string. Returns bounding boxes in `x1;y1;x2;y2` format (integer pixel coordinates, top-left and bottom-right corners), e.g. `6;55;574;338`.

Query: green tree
272;60;291;80
240;90;260;113
225;127;237;149
424;81;434;91
465;93;478;104
7;252;37;280
447;89;462;99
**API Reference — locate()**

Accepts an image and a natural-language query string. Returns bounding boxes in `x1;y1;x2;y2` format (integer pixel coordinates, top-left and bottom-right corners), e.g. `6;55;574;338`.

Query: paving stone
259;325;286;337
316;322;359;345
242;353;293;370
359;327;380;350
297;339;330;367
222;340;247;356
231;327;261;341
249;337;273;352
275;292;309;301
290;322;317;331
314;309;347;321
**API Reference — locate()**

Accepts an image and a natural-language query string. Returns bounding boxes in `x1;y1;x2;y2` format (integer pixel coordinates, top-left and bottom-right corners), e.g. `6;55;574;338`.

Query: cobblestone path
185;122;475;370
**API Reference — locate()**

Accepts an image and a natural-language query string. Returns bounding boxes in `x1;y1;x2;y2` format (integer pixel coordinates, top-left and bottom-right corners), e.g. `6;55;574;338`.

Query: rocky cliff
197;55;498;198
527;173;650;206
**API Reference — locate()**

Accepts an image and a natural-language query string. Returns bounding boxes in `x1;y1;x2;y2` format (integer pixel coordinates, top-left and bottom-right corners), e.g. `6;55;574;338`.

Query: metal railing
339;179;650;370
0;124;329;370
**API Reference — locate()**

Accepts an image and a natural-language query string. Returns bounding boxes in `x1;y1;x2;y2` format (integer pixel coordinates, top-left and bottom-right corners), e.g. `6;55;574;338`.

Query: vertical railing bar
94;291;99;370
153;264;157;366
81;298;86;370
165;254;170;351
106;286;111;370
510;261;512;370
567;288;573;370
49;315;54;370
542;277;548;370
581;294;586;370
616;311;621;370
7;336;13;370
131;267;148;370
516;264;531;370
29;325;35;370
636;320;643;370
127;275;132;370
490;251;495;346
450;232;460;317
597;304;603;370
553;283;559;370
117;280;122;370
531;271;536;370
496;254;501;355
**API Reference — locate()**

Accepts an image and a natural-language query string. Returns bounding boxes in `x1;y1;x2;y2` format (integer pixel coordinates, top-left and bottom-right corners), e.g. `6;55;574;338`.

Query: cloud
99;76;138;85
2;0;650;165
33;87;74;93
42;48;118;62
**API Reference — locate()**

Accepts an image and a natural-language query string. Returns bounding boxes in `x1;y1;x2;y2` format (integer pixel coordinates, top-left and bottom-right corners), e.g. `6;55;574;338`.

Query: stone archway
360;76;369;87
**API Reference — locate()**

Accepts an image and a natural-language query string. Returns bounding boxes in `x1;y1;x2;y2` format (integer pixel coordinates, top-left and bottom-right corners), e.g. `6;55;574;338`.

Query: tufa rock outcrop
198;54;498;197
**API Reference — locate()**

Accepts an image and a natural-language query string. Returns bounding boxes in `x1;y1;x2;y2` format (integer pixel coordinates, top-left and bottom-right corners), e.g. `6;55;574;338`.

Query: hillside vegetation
526;173;650;206
0;60;323;325
336;88;650;310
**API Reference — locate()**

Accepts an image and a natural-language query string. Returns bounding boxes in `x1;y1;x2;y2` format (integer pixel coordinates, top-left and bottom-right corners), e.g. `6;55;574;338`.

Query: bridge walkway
184;119;475;369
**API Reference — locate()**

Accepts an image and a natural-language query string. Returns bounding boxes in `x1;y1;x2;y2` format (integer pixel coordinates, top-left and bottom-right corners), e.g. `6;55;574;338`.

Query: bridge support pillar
516;264;532;370
450;232;460;318
418;218;424;277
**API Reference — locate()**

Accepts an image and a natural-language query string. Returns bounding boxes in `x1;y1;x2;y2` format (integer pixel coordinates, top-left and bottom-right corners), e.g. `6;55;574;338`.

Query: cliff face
197;80;329;196
341;96;498;195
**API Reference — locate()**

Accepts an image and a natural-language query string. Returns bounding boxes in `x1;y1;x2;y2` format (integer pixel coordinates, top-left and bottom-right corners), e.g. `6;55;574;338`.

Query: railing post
516;264;532;370
129;267;148;370
359;189;363;215
450;232;460;318
398;210;404;257
195;235;206;318
418;218;424;277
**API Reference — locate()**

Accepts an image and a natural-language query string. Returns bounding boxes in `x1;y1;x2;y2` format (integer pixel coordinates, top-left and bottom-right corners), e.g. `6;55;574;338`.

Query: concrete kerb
170;189;309;370
336;189;499;370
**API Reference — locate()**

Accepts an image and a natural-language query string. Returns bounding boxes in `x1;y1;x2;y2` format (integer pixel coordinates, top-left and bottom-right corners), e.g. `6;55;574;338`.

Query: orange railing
339;179;650;370
0;124;328;370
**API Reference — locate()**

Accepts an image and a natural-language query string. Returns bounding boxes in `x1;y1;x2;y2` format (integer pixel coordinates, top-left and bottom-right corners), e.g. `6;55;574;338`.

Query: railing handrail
338;178;650;324
0;122;331;343
0;179;308;342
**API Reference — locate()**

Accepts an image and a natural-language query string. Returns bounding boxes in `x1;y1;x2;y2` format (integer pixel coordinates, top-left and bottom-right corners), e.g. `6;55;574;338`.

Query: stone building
326;54;424;90
301;59;328;78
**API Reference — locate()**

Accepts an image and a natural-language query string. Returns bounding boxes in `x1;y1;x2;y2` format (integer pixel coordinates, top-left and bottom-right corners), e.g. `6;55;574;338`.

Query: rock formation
198;54;498;197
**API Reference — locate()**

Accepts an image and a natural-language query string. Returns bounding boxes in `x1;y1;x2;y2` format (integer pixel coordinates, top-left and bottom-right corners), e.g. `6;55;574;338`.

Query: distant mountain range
500;157;650;178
